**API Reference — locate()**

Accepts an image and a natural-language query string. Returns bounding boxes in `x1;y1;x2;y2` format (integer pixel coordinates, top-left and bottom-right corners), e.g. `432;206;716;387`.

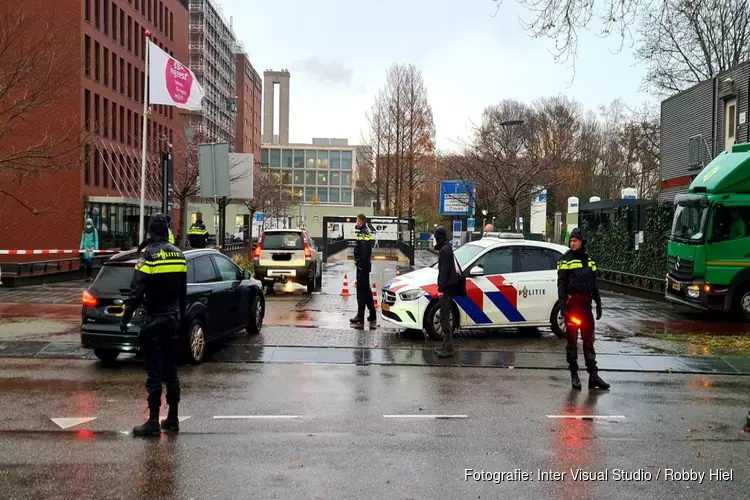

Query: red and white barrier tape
0;249;122;255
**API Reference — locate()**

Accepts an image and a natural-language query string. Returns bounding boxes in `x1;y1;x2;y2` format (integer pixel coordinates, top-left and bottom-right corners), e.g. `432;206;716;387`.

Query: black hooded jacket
556;244;601;306
435;237;458;294
122;214;187;323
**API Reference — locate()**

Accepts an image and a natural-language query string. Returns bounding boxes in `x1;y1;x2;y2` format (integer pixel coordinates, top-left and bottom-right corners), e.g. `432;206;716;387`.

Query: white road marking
51;417;97;429
546;415;626;420
212;415;302;419
383;415;468;419
178;416;191;422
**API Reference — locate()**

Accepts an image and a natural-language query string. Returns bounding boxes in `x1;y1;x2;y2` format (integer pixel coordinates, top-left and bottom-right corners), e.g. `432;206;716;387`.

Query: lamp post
481;209;488;236
499;119;525;232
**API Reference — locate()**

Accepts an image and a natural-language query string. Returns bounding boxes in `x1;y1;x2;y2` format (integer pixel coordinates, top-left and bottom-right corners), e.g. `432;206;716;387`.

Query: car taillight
253;234;263;259
82;290;98;307
304;242;312;261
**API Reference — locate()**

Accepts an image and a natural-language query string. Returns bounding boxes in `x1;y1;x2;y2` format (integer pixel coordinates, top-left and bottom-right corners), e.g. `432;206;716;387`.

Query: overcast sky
221;0;656;150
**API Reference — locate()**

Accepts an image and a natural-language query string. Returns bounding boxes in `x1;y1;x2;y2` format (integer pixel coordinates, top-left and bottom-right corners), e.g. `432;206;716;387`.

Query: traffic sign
467;218;475;231
439;180;475;216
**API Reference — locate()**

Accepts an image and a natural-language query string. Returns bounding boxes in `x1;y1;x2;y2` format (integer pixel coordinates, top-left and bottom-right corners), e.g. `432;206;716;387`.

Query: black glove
595;303;602;320
120;321;129;334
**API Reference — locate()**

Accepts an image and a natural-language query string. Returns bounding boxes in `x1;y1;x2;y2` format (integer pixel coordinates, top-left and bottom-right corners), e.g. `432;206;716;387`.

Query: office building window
84;36;91;77
103;48;109;86
329;188;340;203
305;171;316;185
317;171;328;185
342;173;352;186
119;106;125;143
269;149;281;167
317;150;329;169
306;150;317;168
84;90;91;131
261;149;269;165
95;0;100;29
84;144;90;185
281;172;292;184
111;102;117;140
329;151;340;169
341;188;352;204
330;171;340;186
94;41;100;81
85;0;91;22
341;151;352;170
282;149;292;168
305;187;316;202
317;188;328;203
120;8;125;46
112;53;117;90
94;94;100;132
293;171;303;185
293;150;304;168
128;16;132;52
103;0;109;35
94;149;100;186
103;98;109;137
120;58;125;94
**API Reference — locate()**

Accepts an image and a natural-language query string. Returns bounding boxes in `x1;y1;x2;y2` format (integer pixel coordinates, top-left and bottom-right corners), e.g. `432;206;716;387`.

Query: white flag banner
148;41;204;110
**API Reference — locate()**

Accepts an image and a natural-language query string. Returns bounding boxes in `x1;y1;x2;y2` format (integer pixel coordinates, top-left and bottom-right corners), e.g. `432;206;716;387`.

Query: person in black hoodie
557;227;609;391
434;226;459;358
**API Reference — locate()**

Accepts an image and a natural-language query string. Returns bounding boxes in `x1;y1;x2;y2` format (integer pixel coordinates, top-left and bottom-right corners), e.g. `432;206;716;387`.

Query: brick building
235;54;262;157
0;0;189;260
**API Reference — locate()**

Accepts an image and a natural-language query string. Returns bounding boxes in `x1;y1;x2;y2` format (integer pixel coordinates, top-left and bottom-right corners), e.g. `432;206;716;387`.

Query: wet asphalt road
0;358;748;499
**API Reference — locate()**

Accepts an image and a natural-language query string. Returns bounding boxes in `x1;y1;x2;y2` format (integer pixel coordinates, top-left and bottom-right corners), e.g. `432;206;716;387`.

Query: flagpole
139;30;152;243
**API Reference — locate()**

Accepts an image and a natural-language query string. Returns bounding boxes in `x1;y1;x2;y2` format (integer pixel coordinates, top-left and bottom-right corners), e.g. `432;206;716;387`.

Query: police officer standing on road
187;212;208;248
434;226;458;358
350;214;376;324
120;213;187;436
166;215;175;245
557;228;610;391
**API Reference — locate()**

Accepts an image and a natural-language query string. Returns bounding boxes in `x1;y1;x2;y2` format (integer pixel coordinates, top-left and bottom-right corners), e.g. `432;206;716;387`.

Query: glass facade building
260;146;354;205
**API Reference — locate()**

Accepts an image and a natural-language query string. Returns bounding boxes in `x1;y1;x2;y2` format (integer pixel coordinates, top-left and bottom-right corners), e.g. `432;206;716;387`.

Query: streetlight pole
499;119;524;232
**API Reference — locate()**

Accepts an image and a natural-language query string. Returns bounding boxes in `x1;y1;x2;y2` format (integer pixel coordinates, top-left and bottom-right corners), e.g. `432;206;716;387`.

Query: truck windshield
671;202;708;243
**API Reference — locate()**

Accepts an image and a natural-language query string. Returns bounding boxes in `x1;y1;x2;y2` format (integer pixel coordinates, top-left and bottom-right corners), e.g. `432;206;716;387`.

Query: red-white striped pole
0;249;122;255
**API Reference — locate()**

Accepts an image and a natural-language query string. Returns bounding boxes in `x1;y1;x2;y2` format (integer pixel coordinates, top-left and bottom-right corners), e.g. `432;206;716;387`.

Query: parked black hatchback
81;248;265;364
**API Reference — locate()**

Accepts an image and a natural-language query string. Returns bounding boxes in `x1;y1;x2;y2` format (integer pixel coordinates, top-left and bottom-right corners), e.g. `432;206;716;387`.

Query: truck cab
665;142;750;319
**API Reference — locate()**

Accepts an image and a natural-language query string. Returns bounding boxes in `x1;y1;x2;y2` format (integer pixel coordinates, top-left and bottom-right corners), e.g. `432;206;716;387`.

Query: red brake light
82;290;98;307
304;242;312;261
253;233;263;259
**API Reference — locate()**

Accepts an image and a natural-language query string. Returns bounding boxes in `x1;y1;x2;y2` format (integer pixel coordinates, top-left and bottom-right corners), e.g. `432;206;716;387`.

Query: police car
380;234;568;340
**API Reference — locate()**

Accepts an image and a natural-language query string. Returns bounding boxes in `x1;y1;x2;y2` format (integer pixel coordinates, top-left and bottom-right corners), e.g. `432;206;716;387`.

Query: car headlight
687;285;700;298
399;289;425;301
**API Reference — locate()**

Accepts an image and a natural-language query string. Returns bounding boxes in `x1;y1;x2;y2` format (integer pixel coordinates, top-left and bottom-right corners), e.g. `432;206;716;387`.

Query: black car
81;248;265;364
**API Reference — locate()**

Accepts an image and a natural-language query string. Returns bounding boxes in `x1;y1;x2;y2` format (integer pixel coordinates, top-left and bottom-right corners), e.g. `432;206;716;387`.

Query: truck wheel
735;286;750;321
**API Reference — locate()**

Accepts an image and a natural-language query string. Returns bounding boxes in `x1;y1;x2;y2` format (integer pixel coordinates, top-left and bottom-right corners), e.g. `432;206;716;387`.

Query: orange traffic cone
372;282;379;309
340;274;351;297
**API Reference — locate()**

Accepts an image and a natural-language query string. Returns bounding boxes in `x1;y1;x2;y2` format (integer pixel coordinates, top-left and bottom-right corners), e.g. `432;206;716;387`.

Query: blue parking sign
453;220;462;233
467;218;475;231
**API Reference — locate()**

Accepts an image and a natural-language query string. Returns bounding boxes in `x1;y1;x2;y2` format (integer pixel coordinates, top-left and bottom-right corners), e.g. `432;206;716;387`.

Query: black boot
133;408;161;437
570;370;582;390
160;405;180;432
589;372;610;390
367;312;377;322
350;315;364;324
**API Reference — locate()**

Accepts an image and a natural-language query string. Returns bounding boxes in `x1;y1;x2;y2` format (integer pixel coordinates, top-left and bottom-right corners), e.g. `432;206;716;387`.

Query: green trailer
665;143;750;319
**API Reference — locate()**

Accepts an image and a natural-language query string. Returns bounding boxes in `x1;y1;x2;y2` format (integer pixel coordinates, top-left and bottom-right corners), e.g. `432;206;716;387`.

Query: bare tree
637;0;750;94
242;164;295;241
0;5;86;213
362;64;436;217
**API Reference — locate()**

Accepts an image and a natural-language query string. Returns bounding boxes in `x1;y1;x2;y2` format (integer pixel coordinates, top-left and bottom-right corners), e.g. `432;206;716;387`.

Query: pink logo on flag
165;59;193;104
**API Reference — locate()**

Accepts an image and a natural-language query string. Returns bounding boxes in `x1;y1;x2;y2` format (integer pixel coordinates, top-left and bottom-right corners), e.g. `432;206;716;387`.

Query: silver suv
252;229;323;294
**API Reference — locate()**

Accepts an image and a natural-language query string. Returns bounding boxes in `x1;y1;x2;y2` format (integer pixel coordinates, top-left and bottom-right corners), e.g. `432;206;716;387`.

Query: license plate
382;304;390;312
672;282;680;291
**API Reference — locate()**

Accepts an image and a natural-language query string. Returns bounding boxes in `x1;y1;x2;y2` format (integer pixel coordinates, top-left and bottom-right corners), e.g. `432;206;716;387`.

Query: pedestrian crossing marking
51;417;97;429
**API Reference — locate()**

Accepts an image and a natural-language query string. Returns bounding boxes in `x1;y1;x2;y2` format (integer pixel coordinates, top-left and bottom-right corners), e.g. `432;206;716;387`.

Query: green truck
665;143;750;319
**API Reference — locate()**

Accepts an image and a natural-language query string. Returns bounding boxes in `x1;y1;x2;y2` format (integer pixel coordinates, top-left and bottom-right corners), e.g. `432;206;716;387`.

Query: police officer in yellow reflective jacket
187;212;208;248
167;215;175;244
121;213;187;436
350;214;376;324
557;228;609;391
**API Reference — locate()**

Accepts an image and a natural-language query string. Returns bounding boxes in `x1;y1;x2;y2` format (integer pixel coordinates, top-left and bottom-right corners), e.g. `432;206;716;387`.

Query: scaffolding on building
188;0;242;148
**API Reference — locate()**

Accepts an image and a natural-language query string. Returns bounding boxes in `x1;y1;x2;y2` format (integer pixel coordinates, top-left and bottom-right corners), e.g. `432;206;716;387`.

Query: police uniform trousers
356;260;375;317
565;294;597;373
140;313;181;410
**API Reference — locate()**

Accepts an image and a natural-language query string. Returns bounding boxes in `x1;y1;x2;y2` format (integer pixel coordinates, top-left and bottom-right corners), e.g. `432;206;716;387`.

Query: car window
193;256;220;283
477;248;514;275
212;255;240;281
91;264;134;294
262;232;304;250
187;260;196;284
518;247;556;272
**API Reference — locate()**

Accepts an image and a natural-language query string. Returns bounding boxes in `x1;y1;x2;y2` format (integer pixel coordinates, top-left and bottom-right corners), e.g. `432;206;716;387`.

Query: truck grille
667;256;694;281
382;290;396;305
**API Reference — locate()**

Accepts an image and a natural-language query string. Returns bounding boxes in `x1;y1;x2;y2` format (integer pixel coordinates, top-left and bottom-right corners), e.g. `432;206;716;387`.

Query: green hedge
581;202;674;292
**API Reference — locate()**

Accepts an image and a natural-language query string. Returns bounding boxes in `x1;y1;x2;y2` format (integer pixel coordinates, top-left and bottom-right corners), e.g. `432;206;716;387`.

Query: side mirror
244;270;251;280
236;268;244;281
469;266;484;277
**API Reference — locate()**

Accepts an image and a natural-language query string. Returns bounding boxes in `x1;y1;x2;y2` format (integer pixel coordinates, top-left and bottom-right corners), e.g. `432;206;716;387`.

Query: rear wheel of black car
94;348;119;362
246;294;265;335
315;271;322;291
185;317;207;364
